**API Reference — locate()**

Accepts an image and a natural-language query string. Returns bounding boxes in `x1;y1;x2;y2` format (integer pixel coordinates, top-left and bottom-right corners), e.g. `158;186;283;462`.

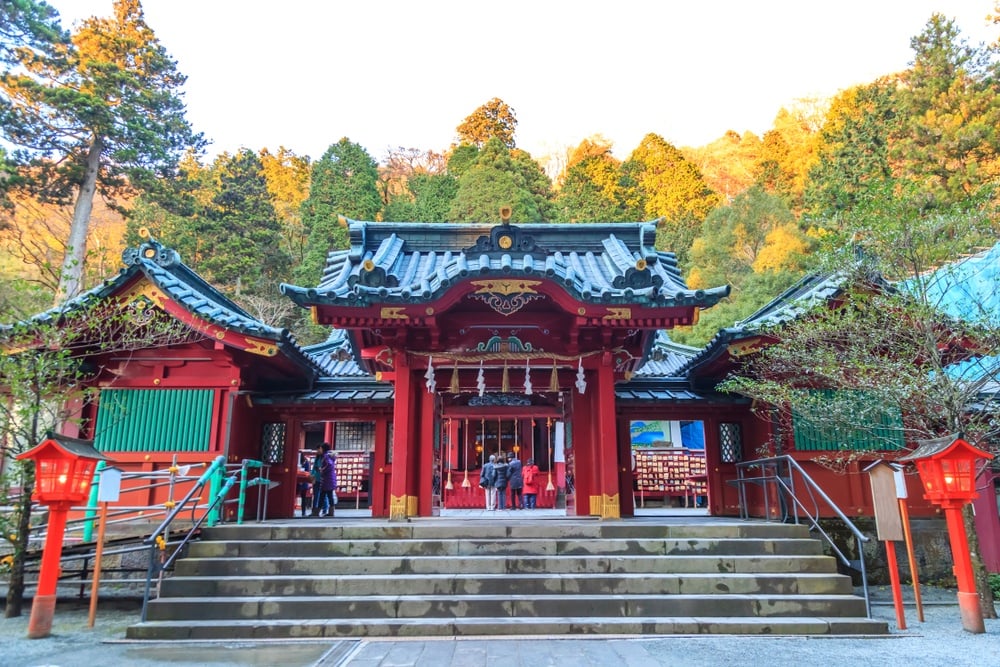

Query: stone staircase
125;519;887;639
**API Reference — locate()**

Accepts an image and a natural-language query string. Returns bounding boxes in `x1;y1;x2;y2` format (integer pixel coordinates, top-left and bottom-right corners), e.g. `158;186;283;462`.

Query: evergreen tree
196;149;290;293
553;147;635;222
687;185;798;289
295;138;381;284
0;0;203;302
447;138;549;223
892;14;1000;204
0;0;66;67
410;173;458;222
804;80;897;217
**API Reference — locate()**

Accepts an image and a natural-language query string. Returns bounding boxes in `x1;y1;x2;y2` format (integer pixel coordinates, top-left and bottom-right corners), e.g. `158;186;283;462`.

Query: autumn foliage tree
456;97;518;149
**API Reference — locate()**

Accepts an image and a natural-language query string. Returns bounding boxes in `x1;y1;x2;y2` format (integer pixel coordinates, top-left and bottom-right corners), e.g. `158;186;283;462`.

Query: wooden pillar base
27;593;57;639
957;591;985;634
389;494;417;521
589;493;620;519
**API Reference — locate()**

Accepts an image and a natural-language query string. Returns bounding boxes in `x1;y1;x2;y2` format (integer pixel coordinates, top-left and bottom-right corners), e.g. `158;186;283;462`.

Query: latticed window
335;422;375;451
387;422;394;463
260;423;286;464
719;422;743;463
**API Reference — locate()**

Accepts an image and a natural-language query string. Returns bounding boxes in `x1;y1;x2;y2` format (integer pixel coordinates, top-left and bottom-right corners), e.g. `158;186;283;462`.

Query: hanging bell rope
461;418;471;488
501;361;510;393
546;417;556;492
445;417;454;490
449;361;460;393
549;362;559;393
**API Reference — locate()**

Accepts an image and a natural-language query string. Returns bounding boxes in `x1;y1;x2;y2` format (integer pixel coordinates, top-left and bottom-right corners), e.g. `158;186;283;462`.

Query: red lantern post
16;435;113;639
901;434;994;634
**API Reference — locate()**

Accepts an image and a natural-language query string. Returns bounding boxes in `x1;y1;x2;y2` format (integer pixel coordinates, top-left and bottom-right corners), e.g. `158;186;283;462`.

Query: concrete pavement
2;587;999;667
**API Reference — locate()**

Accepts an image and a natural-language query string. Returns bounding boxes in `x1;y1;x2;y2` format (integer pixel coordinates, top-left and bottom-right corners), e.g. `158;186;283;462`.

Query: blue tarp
916;243;1000;325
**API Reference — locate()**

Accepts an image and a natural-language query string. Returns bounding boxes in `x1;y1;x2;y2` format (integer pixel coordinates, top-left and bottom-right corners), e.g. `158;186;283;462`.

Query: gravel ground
0;588;998;667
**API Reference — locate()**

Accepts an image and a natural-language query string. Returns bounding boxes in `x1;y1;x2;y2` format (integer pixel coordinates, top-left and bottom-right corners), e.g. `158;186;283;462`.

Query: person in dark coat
296;453;312;517
480;454;497;510
493;454;510;510
310;450;324;516
318;442;337;517
507;453;523;510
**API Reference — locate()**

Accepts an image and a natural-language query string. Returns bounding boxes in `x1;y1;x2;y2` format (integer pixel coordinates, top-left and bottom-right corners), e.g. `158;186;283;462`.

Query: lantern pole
27;500;71;639
942;500;985;633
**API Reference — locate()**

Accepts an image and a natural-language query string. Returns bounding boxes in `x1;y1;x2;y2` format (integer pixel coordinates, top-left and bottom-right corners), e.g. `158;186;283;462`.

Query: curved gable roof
7;237;325;380
282;219;730;310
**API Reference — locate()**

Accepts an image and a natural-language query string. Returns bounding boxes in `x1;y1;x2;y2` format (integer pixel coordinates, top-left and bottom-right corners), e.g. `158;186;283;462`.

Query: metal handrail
139;456;228;621
734;455;872;616
137;458;271;621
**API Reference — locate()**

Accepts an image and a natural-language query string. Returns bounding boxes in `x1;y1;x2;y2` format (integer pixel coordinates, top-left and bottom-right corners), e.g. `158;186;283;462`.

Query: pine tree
0;0;203;302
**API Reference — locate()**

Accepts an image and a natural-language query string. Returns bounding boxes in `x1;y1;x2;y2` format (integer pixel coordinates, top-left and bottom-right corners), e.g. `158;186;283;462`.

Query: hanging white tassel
575;357;587;394
477;361;486;397
425;356;436;394
524;359;532;395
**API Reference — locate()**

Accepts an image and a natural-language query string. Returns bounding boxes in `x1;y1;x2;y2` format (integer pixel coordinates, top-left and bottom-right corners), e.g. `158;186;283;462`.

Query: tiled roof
282;220;730;309
617;331;745;402
6;237;325;379
300;329;369;377
676;270;851;376
633;330;701;377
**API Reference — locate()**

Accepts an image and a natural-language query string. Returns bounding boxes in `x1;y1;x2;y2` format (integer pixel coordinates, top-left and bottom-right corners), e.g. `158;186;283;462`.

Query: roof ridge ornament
463;208;550;255
121;227;181;268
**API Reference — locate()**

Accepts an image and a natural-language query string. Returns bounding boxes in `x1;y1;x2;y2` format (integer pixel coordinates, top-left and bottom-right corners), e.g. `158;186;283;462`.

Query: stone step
126;615;889;640
128;519;882;639
143;593;869;622
186;537;823;559
174;553;839;577
161;572;854;598
198;521;813;543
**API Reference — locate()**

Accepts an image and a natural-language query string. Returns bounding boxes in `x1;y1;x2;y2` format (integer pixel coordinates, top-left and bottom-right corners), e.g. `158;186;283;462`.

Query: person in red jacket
522;458;541;509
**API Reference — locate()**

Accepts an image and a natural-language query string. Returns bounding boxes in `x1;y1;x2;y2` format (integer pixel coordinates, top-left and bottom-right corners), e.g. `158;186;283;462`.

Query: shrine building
38;217;978;535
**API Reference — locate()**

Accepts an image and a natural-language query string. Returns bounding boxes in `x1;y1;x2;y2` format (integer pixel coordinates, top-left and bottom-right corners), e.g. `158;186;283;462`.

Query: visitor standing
522;458;541;509
310;449;324;516
296;453;312;517
507;453;523;509
318;442;338;517
493;454;510;510
480;454;497;510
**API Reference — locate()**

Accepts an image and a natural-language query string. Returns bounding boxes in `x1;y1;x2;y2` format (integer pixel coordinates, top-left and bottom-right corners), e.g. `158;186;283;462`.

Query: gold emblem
471;279;541;295
244;338;278;356
603;307;632;320
498;234;513;249
380;307;408;320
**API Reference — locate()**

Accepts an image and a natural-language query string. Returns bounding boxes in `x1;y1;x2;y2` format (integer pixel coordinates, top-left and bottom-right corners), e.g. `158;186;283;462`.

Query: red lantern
902;435;991;506
901;434;993;634
16;434;112;638
18;434;111;504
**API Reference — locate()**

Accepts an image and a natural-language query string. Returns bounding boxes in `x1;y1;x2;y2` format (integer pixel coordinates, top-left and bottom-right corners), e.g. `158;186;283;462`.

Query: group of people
296;442;338;517
480;453;541;510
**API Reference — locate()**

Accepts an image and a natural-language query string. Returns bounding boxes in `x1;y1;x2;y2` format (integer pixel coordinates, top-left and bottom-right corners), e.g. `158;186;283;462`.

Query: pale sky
50;0;999;163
